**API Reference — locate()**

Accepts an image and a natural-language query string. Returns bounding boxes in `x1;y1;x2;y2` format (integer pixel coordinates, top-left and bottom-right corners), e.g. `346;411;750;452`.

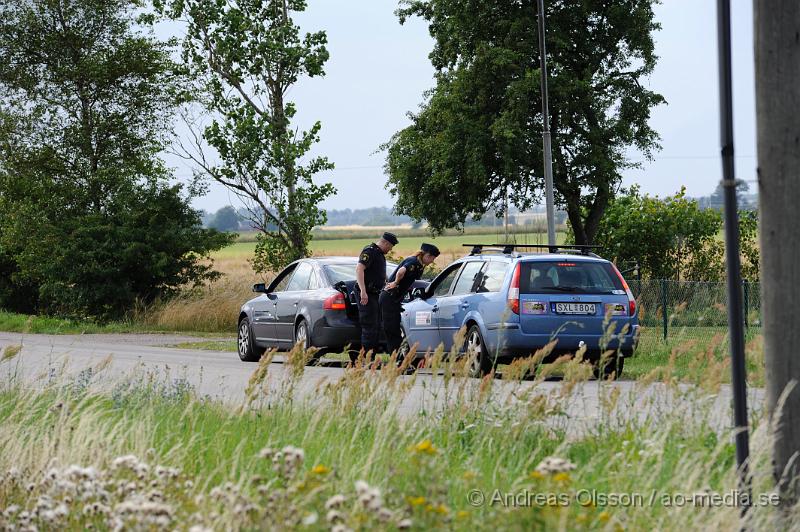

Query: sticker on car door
415;311;432;326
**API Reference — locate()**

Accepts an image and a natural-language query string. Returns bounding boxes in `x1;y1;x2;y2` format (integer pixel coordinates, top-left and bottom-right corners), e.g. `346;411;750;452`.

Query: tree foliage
210;206;241;232
0;0;232;320
157;0;335;272
591;187;759;281
383;0;664;244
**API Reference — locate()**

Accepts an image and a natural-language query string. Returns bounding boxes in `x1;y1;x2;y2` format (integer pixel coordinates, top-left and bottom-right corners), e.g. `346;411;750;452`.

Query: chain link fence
628;279;761;342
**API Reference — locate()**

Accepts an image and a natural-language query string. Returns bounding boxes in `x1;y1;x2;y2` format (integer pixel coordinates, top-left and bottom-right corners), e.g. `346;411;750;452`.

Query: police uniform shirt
389;256;424;295
358;243;386;293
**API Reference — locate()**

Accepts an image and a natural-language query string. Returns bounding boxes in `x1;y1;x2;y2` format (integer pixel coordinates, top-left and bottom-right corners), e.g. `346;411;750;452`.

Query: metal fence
629;279;761;341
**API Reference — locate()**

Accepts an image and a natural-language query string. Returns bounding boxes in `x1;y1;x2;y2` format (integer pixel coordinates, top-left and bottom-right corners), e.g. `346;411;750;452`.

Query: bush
0;181;234;321
589;186;758;281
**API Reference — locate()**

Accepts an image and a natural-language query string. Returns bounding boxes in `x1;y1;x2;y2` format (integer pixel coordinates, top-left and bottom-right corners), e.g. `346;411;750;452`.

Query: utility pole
536;0;556;246
716;0;750;508
755;0;800;505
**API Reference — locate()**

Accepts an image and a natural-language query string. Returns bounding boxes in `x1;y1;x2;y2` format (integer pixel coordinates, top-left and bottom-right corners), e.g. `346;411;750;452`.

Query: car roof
305;256;399;265
455;252;608;263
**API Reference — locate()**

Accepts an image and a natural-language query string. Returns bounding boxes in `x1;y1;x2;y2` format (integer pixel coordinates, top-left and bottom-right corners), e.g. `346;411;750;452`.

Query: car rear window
519;261;624;294
323;262;398;284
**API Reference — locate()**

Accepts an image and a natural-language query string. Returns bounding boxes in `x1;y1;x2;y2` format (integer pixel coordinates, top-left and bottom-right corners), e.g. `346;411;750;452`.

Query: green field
215;231;569;260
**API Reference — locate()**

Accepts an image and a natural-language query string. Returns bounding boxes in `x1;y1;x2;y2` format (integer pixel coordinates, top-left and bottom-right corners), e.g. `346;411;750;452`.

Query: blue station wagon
399;244;639;378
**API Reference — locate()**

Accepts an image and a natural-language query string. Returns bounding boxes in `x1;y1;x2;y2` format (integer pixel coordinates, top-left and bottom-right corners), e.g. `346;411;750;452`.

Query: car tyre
466;325;493;378
238;317;262;362
594;354;624;380
295;319;321;365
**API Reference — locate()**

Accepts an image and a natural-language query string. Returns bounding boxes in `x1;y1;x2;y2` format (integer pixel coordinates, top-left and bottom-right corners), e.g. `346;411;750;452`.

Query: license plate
554;302;596;315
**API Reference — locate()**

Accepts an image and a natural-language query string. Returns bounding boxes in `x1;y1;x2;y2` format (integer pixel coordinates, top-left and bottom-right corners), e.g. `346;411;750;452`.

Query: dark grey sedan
237;256;427;362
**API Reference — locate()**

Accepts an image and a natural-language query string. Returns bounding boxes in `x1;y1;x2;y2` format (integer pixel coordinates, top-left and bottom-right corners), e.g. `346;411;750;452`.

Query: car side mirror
253;283;268;294
411;287;426;300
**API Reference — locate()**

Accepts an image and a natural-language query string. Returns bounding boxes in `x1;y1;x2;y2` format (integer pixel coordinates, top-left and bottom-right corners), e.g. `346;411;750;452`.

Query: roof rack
463;243;601;256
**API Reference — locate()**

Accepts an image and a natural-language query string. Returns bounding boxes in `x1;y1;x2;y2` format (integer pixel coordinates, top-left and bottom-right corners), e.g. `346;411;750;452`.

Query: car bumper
312;312;361;348
486;324;640;361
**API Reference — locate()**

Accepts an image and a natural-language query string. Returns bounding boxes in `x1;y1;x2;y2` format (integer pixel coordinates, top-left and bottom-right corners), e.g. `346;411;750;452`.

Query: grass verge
0;343;792;530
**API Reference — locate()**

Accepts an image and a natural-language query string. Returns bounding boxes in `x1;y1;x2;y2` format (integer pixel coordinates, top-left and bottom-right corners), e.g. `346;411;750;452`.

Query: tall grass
0;343;794;530
133;258;264;334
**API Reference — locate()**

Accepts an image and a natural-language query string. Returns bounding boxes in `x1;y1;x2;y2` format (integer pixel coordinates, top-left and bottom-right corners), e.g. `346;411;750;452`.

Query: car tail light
323;292;347;310
508;263;521;315
611;263;636;316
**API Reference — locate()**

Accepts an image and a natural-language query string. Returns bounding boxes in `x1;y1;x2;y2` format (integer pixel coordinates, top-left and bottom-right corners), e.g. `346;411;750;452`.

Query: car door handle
432;305;439;312
293;302;298;306
461;302;470;309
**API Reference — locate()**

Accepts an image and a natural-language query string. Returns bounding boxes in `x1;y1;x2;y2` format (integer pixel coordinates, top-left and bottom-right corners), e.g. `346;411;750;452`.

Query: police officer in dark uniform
380;243;440;355
354;232;398;355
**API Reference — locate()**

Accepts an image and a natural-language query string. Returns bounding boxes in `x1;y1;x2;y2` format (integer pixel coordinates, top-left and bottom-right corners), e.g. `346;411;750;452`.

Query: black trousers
357;290;381;352
379;290;403;354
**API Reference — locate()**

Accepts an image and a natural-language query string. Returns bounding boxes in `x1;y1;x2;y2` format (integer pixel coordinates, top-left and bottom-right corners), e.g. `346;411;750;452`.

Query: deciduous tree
384;0;664;244
158;0;335;272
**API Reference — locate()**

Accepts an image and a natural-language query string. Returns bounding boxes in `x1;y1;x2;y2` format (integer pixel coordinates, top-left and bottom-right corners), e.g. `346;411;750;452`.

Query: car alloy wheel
466;328;483;377
295;320;309;348
238;318;260;362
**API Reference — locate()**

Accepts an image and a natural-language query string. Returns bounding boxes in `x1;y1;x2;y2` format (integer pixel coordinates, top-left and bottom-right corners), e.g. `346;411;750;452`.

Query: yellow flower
553;472;571;484
462;471;477;480
435;504;449;515
529;470;544;480
406;496;426;507
576;514;589;524
411;439;438;455
310;464;331;475
456;510;469;519
425;504;435;512
598;511;611;523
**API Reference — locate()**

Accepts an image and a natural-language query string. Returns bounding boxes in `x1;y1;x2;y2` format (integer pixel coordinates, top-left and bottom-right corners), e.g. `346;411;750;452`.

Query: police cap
421;243;440;257
382;232;399;245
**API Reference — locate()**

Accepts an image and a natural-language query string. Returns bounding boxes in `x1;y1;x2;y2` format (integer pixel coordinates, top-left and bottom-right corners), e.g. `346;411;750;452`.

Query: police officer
354;232;397;355
380;243;440;355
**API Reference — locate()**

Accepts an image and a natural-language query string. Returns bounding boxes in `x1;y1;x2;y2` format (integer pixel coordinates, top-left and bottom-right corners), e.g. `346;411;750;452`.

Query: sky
167;0;757;214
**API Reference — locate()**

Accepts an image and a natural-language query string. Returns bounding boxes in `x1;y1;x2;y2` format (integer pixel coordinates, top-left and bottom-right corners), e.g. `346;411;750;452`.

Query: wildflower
258;447;275;460
534;456;577;475
529;470;544;480
326;509;344;524
406;496;426;506
462;471;477;480
189;526;213;532
355;480;370;495
111;455;139;470
311;464;331;475
411;439;437;455
397;518;413;529
325;495;346;510
553;472;571;484
331;525;353;532
302;512;318;525
598;511;611;523
457;510;469;519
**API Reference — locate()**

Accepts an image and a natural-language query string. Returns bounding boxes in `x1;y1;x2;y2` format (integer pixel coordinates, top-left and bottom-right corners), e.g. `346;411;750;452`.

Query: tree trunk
755;0;800;503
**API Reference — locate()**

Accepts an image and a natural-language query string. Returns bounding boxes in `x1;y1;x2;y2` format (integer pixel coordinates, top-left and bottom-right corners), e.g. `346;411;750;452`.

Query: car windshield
323;262;398;285
519;261;624;294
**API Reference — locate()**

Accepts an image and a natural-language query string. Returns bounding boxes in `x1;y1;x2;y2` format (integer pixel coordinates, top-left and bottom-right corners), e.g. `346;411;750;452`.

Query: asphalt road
0;332;765;437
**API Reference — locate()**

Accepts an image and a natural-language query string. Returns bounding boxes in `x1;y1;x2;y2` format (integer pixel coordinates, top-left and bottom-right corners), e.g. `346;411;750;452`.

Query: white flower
302;512;318;525
331;525;353;532
534;456;576;475
398;518;413;529
325;494;346;510
112;455;139;470
354;480;370;495
258;447;275;459
326;509;344;524
188;526;213;532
